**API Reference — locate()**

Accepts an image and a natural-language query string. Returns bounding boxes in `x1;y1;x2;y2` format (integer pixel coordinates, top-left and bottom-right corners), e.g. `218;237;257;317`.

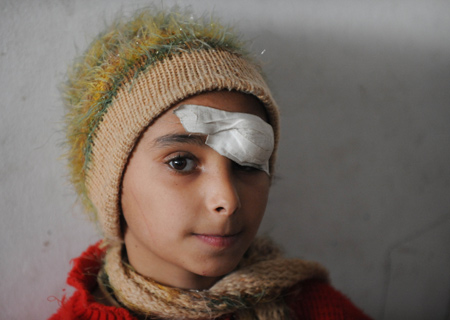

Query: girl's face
121;91;271;290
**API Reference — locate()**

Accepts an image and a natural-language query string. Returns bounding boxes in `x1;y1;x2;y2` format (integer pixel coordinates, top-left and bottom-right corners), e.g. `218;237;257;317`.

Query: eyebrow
152;133;206;148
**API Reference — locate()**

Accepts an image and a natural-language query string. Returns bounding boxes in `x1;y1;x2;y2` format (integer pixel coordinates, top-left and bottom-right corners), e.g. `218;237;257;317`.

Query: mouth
193;232;241;248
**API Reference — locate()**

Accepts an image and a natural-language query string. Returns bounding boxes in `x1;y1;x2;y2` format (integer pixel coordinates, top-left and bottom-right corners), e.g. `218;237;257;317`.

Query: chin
195;257;242;278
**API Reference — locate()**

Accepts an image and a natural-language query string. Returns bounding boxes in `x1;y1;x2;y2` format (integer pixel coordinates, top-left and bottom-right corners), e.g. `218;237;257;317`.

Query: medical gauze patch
174;104;274;175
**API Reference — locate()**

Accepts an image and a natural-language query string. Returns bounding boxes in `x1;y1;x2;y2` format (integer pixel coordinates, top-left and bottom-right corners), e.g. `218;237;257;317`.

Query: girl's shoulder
286;279;372;320
48;242;137;320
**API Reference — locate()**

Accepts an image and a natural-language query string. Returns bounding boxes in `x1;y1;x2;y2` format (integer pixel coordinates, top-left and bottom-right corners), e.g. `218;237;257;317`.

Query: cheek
121;160;161;235
249;175;270;201
121;164;198;236
121;180;152;239
241;177;270;220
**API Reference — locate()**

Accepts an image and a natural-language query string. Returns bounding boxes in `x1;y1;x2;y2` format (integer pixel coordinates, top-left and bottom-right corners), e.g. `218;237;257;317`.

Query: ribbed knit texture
86;49;279;241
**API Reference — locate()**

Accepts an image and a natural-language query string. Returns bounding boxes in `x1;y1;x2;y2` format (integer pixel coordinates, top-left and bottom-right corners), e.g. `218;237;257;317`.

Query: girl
51;6;371;320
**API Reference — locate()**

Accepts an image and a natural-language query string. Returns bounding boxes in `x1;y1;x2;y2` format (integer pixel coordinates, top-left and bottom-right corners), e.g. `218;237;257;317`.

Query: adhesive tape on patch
173;104;274;175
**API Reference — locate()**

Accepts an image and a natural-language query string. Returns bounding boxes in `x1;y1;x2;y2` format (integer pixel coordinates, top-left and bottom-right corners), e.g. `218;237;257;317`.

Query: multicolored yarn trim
63;7;250;219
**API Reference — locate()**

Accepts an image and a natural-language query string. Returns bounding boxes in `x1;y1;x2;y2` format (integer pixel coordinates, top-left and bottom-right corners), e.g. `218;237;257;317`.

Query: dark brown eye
168;156;196;172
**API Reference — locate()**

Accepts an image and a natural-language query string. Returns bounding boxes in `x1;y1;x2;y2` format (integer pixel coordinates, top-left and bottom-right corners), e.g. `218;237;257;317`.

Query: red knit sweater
49;243;372;320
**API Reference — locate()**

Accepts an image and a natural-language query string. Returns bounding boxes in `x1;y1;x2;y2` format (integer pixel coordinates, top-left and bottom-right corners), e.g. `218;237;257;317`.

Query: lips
193;232;241;248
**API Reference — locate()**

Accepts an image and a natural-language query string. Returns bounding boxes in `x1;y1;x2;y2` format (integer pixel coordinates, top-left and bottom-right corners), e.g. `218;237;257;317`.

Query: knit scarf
103;238;329;320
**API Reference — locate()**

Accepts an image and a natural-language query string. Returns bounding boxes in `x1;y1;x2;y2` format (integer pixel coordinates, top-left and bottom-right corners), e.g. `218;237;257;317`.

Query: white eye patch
173;104;274;175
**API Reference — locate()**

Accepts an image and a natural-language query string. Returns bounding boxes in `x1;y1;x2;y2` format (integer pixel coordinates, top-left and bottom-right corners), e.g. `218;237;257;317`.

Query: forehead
141;91;268;142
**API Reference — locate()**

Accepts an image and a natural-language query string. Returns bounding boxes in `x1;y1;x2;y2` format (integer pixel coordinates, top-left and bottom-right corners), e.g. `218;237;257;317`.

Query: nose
204;159;241;216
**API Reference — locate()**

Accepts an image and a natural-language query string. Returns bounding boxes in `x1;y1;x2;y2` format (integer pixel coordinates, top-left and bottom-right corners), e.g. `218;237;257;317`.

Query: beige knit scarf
103;238;328;320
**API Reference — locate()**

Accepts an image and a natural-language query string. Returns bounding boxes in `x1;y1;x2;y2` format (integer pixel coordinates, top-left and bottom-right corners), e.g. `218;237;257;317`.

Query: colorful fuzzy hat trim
63;6;280;240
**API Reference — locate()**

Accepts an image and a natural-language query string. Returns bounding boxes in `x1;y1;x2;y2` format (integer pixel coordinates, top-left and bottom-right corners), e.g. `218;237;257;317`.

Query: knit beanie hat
63;7;280;241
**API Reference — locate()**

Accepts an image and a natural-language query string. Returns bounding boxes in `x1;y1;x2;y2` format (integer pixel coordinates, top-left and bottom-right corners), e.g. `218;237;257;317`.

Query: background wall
1;0;449;319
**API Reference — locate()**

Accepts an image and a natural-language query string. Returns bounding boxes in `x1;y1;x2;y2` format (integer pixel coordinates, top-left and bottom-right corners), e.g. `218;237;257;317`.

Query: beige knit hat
63;7;280;241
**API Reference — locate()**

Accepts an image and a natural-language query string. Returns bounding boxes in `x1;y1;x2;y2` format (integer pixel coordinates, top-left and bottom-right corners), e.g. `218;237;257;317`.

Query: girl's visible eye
166;154;197;173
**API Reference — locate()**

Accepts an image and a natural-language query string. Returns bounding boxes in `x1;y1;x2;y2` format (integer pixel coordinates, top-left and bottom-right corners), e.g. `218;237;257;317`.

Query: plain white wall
1;0;449;319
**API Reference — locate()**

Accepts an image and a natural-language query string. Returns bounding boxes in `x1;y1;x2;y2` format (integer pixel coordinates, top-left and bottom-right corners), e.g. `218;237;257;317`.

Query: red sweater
49;243;372;320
